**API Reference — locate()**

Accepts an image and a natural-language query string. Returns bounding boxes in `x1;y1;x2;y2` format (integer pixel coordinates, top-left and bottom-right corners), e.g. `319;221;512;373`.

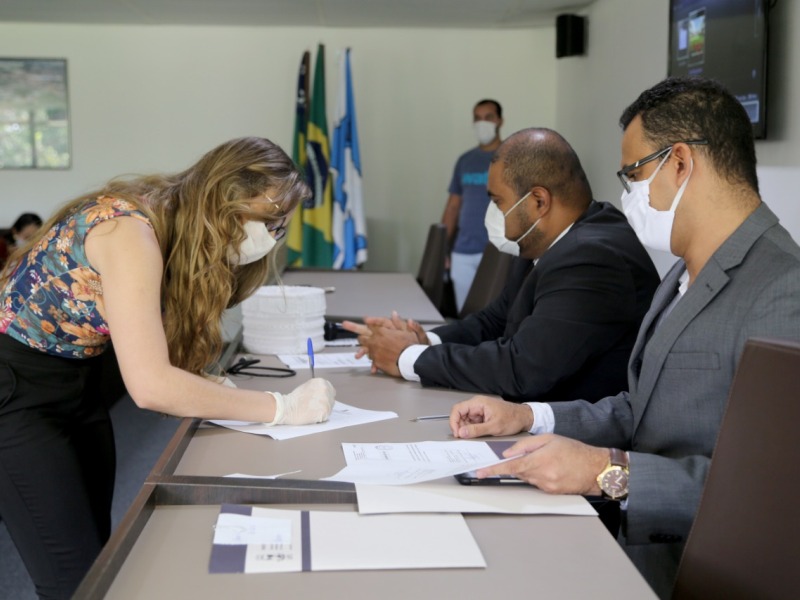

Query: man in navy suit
345;128;660;404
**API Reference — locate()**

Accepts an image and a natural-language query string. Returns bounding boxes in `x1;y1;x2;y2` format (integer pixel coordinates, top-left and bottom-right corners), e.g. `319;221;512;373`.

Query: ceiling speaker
556;14;586;58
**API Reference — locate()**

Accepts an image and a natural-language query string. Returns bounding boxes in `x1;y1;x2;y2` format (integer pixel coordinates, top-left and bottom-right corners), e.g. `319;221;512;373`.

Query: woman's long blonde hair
1;137;310;375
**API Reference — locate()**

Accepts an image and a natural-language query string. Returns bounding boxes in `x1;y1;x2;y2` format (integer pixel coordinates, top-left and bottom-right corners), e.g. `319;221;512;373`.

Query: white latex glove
265;378;336;426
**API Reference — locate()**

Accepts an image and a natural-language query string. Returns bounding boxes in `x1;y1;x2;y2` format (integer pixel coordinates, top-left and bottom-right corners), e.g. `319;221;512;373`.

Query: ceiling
0;0;593;29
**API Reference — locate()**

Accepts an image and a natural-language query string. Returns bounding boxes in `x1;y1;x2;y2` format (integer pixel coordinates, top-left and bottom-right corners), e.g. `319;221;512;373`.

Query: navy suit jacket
415;201;661;402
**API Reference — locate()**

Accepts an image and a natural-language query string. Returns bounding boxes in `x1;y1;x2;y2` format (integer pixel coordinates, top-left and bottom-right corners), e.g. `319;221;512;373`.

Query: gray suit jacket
550;203;800;596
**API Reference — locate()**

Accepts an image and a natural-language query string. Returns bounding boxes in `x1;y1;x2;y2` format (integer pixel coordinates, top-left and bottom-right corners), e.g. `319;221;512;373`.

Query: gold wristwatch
596;448;629;500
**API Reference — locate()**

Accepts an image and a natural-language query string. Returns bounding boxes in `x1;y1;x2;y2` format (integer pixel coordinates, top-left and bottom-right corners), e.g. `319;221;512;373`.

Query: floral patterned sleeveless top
0;196;151;358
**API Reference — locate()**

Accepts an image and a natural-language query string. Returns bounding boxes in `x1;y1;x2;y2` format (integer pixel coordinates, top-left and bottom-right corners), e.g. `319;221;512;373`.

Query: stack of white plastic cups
241;286;326;354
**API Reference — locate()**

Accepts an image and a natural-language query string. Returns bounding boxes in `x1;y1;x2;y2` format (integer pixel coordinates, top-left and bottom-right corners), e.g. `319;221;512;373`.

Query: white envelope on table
355;478;597;516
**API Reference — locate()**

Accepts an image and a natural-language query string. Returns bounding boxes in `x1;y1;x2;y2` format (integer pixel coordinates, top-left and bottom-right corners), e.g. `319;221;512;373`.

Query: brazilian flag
287;45;334;267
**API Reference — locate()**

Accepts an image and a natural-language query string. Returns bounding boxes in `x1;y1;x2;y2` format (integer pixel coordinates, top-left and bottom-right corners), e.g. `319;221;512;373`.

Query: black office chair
459;243;513;318
416;223;448;310
672;337;800;600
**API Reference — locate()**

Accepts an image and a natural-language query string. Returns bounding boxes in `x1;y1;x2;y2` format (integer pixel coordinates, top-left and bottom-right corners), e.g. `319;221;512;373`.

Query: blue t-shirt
448;147;493;254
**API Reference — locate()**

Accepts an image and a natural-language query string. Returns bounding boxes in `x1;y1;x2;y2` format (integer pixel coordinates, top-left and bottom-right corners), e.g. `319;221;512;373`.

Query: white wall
556;0;800;275
5;1;796;277
0;22;556;273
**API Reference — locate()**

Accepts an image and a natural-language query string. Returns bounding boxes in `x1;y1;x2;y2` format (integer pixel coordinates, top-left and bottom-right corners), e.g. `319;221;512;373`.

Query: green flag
287;51;310;266
288;45;333;267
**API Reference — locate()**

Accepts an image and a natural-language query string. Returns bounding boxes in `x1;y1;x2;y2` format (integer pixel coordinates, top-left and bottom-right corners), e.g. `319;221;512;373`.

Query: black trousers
0;334;115;600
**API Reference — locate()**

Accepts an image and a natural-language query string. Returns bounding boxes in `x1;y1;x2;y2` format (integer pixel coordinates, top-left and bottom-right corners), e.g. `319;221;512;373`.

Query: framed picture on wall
0;58;71;169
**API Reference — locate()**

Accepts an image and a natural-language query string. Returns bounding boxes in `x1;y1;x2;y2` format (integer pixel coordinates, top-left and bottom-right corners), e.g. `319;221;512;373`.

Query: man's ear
531;186;552;216
671;143;695;185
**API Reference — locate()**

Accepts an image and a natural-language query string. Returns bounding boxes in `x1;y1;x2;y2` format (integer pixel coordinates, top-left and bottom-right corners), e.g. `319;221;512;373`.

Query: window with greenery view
0;58;71;169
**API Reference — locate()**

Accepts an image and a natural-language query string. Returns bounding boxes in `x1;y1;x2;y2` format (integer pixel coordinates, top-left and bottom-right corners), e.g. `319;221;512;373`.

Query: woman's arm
86;216;282;422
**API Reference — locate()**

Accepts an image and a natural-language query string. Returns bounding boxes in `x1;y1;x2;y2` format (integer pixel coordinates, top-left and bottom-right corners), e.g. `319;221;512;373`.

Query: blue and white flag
331;48;368;269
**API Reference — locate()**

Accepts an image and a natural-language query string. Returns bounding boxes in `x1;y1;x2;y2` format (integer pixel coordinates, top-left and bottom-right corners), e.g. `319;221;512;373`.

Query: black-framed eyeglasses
267;215;289;242
227;357;296;378
617;139;708;193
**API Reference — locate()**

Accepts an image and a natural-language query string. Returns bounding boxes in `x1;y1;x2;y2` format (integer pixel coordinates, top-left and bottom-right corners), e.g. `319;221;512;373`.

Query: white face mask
621;150;693;254
474;120;497;146
484;191;539;257
229;220;277;265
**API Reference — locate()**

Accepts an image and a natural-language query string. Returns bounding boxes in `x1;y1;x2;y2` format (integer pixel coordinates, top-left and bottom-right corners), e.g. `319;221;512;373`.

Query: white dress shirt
397;224;575;384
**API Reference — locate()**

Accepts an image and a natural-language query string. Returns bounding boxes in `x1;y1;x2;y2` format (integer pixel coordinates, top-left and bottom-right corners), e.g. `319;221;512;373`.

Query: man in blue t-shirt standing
441;99;503;312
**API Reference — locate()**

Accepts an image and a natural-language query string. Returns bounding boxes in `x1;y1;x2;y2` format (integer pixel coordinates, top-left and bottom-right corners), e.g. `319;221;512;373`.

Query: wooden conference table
74;271;655;599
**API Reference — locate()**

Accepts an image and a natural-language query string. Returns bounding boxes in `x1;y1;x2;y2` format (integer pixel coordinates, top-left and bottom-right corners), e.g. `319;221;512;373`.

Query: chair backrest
672;337;800;600
416;223;448;308
459;243;513;318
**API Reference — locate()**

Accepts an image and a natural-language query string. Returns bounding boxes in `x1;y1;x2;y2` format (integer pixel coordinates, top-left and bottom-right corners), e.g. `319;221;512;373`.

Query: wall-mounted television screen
668;0;769;138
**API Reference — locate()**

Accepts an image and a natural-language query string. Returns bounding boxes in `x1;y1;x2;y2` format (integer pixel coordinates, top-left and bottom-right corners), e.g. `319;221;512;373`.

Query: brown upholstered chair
459;243;513;318
672;337;800;600
416;223;448;310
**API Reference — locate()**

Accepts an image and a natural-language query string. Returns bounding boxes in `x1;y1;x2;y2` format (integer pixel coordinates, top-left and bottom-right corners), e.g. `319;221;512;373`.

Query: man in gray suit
447;77;800;599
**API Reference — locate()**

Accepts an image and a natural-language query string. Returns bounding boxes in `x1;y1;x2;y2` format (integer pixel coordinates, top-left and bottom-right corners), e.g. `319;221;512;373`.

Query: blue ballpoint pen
307;337;315;378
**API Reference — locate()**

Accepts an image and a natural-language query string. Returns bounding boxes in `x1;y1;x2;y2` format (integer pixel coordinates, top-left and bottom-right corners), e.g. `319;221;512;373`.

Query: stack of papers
323;440;595;516
209;503;486;574
208;441;595;576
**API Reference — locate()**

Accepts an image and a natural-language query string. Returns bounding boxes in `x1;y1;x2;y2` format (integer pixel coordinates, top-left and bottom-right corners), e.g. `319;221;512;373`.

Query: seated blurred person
0;212;43;266
344;128;660;403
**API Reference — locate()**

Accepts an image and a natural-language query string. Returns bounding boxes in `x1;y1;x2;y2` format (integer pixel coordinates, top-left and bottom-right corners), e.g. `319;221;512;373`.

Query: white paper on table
308;511;485;571
209;504;485;574
210;505;303;574
223;470;302;479
355;478;596;516
208;401;397;441
323;440;517;485
213;512;293;545
278;353;371;369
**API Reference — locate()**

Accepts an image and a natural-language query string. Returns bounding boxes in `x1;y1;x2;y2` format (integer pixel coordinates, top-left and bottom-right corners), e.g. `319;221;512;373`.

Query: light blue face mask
484;191;539;256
